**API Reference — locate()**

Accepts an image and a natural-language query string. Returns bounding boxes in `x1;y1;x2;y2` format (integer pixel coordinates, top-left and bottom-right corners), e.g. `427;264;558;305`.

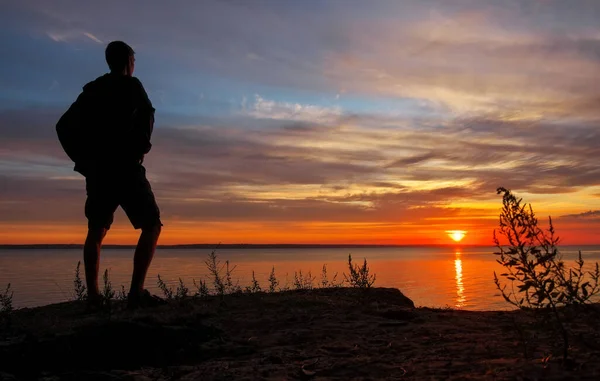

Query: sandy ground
1;288;600;380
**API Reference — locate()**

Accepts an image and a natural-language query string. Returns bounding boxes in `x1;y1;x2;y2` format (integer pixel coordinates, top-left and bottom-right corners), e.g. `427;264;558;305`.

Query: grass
151;249;378;302
4;243;381;312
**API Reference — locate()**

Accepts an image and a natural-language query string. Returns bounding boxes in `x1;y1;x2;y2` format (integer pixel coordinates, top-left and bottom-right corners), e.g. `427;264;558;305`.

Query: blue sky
2;0;600;244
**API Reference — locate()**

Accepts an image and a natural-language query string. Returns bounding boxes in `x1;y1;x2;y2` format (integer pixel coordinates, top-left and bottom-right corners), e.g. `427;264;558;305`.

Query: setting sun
447;230;467;242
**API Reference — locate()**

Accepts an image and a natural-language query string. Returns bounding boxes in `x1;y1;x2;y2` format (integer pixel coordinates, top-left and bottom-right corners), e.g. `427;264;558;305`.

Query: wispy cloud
560;210;600;220
46;30;102;44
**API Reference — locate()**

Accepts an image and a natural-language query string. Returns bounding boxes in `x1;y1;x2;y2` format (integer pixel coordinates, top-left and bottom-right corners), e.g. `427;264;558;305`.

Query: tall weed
493;187;600;360
344;254;376;288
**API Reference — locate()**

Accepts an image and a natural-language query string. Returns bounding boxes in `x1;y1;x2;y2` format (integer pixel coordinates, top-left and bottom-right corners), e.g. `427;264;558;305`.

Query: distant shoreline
2;243;598;250
0;243;490;250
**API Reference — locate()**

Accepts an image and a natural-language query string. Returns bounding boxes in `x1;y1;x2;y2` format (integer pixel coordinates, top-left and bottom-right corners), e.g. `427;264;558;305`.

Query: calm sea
1;246;599;310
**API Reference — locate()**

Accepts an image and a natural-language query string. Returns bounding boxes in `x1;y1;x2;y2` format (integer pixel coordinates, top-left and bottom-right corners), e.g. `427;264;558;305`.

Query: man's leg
84;227;108;299
84;173;116;302
129;224;161;296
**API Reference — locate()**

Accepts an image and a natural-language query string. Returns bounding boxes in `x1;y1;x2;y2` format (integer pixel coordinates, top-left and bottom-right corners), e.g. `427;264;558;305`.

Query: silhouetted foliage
205;250;226;296
321;264;343;288
493;187;600;360
73;261;87;301
344;254;376;288
102;269;115;302
268;266;279;293
176;278;189;299
0;283;13;314
224;260;242;294
494;187;600;309
244;271;262;293
116;285;127;301
193;278;210;298
157;274;174;300
293;270;316;290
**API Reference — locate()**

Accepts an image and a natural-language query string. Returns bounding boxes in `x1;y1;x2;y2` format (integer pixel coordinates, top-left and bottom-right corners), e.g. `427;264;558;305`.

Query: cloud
560;210;600;220
47;30;102;44
2;1;600;243
244;95;342;123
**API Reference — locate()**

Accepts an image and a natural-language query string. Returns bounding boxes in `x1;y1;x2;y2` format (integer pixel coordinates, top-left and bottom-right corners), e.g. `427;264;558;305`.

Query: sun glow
447;230;467;242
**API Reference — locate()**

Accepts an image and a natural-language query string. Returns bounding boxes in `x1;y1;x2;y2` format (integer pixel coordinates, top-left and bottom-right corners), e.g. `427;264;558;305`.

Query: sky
1;0;600;245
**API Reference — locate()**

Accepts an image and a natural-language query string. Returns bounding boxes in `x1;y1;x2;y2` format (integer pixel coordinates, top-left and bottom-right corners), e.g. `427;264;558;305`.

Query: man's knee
86;227;108;242
141;223;162;236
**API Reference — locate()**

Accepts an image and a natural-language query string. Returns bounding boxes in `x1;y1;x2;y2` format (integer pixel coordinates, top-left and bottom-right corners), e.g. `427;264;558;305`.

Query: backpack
56;93;89;165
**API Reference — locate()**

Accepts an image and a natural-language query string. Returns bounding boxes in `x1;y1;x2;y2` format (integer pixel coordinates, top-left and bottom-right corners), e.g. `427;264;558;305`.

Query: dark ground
1;288;600;380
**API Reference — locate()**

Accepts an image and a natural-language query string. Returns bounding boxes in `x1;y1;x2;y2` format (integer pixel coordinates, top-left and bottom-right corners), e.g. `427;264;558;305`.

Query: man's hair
105;41;135;72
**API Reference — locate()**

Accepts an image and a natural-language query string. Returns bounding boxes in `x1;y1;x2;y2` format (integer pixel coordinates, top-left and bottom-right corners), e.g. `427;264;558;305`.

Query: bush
176;278;189;299
493;187;600;309
0;283;13;314
321;264;343;288
344;254;376;288
116;285;128;301
193;278;210;298
493;187;600;360
268;266;279;293
102;269;115;302
204;249;226;295
157;274;174;300
224;260;242;294
73;261;87;301
244;271;262;293
293;270;315;290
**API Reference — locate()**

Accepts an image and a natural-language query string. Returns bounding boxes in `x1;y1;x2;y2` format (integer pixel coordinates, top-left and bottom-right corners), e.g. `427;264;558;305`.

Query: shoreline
1;288;599;380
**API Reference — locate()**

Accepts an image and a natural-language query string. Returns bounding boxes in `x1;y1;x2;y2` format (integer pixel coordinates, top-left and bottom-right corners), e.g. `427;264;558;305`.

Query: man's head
105;41;135;76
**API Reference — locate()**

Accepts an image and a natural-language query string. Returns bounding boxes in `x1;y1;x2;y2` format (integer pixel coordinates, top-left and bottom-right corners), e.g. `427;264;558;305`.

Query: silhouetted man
57;41;162;308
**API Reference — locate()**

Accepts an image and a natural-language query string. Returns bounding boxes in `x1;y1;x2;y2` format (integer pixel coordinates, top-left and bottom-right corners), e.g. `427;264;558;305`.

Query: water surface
1;246;599;310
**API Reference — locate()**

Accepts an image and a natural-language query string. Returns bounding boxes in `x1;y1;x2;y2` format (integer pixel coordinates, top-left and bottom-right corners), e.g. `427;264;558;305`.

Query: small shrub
493;187;600;309
293;270;315;290
493;187;600;361
321;264;343;288
102;269;115;301
0;283;13;314
116;285;128;301
344;254;376;288
176;278;189;299
193;278;210;298
224;260;242;294
73;261;87;301
157;274;174;300
268;266;279;293
205;249;225;295
245;271;262;293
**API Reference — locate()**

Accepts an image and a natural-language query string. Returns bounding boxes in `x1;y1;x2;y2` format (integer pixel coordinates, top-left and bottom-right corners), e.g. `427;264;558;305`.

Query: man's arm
131;78;156;158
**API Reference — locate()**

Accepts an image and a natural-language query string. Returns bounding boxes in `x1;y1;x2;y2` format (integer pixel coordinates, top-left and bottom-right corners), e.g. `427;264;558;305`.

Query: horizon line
1;243;599;250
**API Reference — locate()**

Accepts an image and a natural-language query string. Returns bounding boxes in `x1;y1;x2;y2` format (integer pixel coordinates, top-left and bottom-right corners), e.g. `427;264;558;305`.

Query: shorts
84;166;162;230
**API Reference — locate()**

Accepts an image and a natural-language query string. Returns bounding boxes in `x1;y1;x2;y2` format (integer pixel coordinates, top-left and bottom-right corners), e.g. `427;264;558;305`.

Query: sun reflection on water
454;250;466;308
